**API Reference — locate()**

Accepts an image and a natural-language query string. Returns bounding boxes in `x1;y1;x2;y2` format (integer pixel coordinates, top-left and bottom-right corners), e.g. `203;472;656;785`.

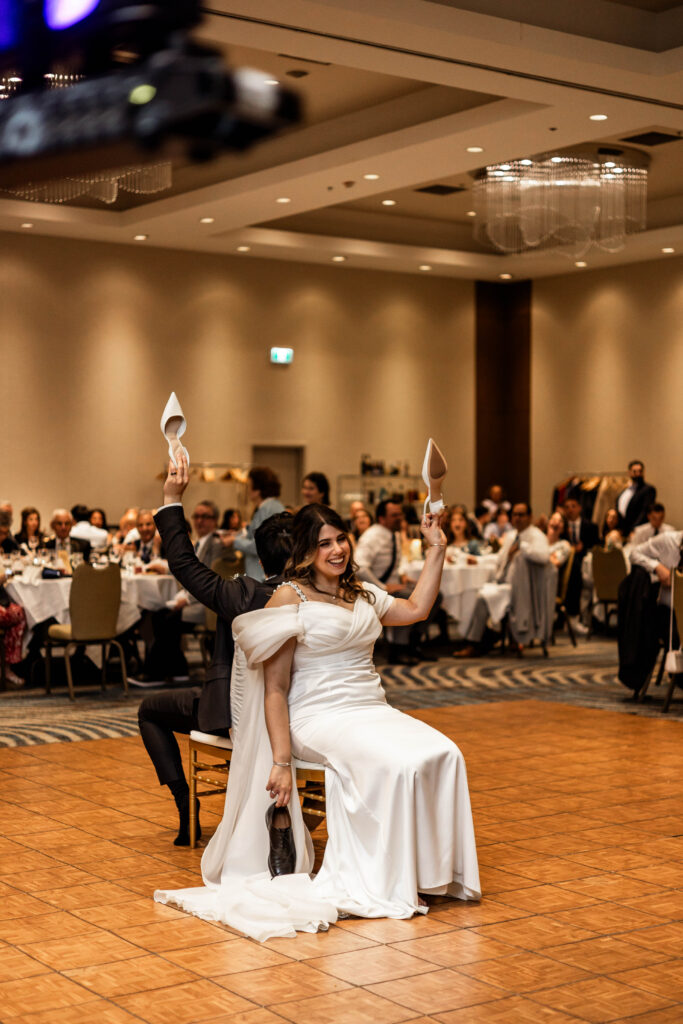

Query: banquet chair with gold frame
590;547;627;635
43;562;128;701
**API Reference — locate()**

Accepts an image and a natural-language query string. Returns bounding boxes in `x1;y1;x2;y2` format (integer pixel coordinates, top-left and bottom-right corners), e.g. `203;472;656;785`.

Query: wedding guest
631;502;675;546
89;508;108;530
547;510;571;568
472;504;492;540
0;568;27;688
0;500;13;531
113;509;139;546
484;507;513;543
0;510;20;553
138;451;294;844
601;507;621;545
45;510;91;562
220;508;242;532
630;528;683;646
563;495;599;635
70;504;109;549
14;507;45;551
445;508;481;559
229;468;285;581
355;499;438;664
482;484;510;517
301;472;330;506
456;502;550;658
617;459;656;536
133;510;164;565
172;501;223;622
351;507;373;542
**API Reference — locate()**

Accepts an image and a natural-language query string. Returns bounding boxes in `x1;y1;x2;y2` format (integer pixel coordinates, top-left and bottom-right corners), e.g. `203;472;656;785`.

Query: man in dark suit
138;457;293;846
563;495;599;634
617;460;657;537
44;509;91;562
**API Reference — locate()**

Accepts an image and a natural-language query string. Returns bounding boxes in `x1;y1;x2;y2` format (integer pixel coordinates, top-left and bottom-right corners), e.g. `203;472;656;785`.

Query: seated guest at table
301;471;330;507
132;510;166;567
456;502;550;658
350;506;373;545
617;459;657;537
563;495;599;635
630;527;683;651
112;508;139;546
601;507;621;546
172;501;223;623
0;500;13;532
227;468;285;581
482;484;510;517
484;507;513;545
446;508;481;559
355;498;438;664
89;507;108;530
471;504;492;541
547;510;571;569
0;510;20;554
0;568;27;688
44;510;91;563
70;504;109;550
631;502;675;546
14;506;45;552
220;508;242;532
138;453;294;845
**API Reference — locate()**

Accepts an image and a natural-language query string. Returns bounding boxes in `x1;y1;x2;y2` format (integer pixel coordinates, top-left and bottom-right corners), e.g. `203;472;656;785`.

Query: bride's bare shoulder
266;582;304;608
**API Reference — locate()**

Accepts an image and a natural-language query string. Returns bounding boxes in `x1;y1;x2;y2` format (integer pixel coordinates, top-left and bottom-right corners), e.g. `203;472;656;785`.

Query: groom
138;454;293;845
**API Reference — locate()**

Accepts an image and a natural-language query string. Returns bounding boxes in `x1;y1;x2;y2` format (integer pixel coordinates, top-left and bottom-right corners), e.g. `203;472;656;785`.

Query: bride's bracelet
273;761;291;768
430;542;446;548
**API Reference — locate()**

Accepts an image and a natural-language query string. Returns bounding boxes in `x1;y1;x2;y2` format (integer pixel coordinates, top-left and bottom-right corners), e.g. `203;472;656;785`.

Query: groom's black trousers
138;688;230;787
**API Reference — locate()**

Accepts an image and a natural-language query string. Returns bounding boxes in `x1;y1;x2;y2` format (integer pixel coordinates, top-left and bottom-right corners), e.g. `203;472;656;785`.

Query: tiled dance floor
0;700;682;1023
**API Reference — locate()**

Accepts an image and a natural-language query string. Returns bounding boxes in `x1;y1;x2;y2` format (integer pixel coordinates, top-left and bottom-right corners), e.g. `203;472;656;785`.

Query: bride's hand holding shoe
266;764;292;808
420;512;447;550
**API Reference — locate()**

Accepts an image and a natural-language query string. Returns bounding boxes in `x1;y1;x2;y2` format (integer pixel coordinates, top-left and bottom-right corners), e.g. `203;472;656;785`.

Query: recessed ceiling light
550;156;563;163
20;222;33;229
589;114;608;121
419;265;432;271
363;173;380;181
276;197;291;204
466;210;476;217
381;199;396;206
520;159;533;166
603;161;616;168
236;245;251;252
662;247;675;253
575;261;587;268
264;79;279;85
199;216;214;224
134;234;148;241
332;255;346;262
467;146;484;153
500;165;511;171
499;273;512;280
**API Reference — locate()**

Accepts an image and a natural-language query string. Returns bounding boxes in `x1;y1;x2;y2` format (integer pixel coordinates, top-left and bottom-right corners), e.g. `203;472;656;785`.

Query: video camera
0;1;301;187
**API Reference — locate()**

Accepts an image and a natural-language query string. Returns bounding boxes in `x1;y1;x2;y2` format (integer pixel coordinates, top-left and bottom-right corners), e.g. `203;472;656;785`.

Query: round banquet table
403;555;498;635
6;572;180;642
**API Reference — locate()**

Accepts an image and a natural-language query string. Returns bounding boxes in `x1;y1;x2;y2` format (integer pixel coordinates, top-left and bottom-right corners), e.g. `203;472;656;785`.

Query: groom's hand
163;450;190;504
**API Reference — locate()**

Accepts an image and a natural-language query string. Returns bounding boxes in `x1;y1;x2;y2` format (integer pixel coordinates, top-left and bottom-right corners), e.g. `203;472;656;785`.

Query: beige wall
1;233;475;527
532;255;683;526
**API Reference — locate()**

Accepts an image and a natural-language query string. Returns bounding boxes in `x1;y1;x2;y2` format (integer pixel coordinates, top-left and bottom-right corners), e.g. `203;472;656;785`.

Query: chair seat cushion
294;757;326;772
190;730;233;749
48;623;73;641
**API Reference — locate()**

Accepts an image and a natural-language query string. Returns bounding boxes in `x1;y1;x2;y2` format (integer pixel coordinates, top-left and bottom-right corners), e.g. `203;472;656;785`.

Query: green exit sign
270;347;294;364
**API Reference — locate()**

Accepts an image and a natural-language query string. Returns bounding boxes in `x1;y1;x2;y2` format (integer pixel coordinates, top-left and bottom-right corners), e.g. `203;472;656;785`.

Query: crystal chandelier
472;145;649;258
0;73;172;205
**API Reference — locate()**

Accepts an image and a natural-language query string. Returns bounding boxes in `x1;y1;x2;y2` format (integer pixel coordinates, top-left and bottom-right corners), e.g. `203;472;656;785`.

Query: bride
155;502;480;940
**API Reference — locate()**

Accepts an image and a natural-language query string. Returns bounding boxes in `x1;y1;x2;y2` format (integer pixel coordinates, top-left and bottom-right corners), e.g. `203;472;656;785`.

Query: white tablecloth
404;556;498;635
6;573;179;638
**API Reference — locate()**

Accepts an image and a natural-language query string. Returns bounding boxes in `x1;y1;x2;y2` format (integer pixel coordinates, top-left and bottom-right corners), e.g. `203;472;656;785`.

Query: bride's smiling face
313;523;351;580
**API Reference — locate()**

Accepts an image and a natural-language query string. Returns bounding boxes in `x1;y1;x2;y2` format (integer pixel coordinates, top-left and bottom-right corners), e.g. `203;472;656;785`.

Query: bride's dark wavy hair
285;503;374;604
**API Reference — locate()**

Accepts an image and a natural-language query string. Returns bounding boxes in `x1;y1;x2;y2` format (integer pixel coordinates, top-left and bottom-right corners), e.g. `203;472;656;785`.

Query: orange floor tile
0;699;682;1023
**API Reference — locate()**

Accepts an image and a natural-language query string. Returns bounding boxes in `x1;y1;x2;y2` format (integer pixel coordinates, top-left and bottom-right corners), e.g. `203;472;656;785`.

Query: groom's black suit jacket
154;504;280;732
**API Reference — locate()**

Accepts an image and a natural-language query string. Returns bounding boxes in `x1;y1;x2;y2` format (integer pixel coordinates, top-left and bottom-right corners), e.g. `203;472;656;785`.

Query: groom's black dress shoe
266;803;296;877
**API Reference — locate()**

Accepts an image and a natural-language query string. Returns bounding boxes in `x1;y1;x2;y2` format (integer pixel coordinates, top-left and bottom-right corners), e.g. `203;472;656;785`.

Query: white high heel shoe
421;438;447;515
160;392;190;467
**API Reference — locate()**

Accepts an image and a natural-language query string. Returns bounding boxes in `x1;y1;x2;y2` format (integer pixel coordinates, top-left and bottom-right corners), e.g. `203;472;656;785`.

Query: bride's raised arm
380;512;446;627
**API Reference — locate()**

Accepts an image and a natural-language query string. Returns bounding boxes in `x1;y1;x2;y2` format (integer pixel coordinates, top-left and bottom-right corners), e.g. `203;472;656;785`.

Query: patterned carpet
1;637;680;747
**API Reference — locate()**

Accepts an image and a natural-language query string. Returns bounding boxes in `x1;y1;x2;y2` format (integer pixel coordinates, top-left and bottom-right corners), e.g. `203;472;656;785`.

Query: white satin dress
155;583;480;941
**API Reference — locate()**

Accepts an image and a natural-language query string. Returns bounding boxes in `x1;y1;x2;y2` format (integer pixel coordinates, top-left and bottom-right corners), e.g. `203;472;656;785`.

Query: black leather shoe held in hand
266;802;296;877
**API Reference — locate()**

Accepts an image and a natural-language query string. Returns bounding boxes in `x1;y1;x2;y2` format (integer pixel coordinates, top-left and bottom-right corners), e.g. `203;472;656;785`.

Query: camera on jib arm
0;0;301;187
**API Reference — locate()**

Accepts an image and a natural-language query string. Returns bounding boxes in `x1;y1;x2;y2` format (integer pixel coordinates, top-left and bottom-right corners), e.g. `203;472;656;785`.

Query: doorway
251;445;304;509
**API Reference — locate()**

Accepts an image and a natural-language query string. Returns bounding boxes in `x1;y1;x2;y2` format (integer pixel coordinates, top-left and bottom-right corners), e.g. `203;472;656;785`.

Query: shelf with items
337;474;425;516
157;461;251;520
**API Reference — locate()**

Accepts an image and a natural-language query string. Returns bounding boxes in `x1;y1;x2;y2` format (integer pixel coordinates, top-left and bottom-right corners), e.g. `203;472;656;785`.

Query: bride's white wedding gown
155;583;480;941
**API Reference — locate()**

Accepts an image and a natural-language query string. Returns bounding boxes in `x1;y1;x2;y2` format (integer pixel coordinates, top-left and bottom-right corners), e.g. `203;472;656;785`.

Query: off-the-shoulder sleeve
362;582;396;620
232;606;304;668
